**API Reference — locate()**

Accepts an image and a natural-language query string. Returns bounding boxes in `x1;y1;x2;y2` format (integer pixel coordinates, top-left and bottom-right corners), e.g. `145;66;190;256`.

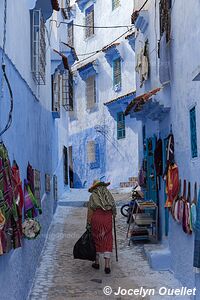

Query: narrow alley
29;189;190;300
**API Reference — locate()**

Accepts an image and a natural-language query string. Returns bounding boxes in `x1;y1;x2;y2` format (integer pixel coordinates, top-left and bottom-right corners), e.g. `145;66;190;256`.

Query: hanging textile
154;138;163;176
163;133;174;178
159;31;170;84
165;163;179;208
193;188;200;270
135;41;149;87
0;144;23;254
24;179;42;219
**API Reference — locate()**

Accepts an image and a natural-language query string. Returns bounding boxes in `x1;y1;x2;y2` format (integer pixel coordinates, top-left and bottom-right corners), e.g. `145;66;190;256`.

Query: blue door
144;136;158;203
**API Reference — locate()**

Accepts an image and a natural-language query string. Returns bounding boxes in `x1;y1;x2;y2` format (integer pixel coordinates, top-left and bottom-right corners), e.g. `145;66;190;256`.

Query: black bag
73;230;96;261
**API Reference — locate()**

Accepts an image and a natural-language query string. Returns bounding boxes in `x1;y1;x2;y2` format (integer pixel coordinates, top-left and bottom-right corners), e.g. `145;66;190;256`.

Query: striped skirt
91;209;113;253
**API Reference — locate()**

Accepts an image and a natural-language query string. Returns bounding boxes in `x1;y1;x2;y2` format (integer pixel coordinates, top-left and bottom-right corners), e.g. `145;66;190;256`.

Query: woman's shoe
92;263;100;270
104;267;111;274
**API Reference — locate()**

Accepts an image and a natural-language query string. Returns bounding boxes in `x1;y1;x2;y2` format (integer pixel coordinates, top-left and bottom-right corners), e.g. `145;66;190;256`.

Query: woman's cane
113;216;118;262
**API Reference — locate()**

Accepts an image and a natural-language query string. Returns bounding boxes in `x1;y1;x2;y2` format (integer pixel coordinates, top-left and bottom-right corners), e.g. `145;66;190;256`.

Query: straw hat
88;179;110;193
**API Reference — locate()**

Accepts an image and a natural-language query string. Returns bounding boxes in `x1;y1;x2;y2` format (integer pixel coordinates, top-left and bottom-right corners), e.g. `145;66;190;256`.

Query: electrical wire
73;28;132;65
0;0;14;138
138;0;149;12
50;19;133;29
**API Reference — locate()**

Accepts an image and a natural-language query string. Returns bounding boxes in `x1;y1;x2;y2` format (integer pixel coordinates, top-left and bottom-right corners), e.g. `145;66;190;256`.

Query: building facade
126;0;200;295
0;0;70;299
68;0;140;189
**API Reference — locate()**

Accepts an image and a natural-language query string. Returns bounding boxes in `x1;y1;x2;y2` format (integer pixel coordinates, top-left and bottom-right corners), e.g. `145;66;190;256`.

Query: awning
76;0;95;12
125;31;136;51
77;60;98;81
53;49;69;70
61;42;78;66
124;87;170;121
104;91;136;119
102;43;121;66
34;0;55;21
125;88;161;115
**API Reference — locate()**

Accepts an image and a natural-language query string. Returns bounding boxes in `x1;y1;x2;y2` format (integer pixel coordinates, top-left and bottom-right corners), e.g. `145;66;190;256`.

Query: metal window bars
31;9;46;85
86;76;96;109
112;0;120;10
68;22;74;47
85;7;94;38
52;72;61;113
61;0;71;19
62;71;74;111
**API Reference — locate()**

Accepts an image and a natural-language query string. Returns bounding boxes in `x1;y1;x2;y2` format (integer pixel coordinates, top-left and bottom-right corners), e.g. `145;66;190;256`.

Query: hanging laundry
193;188;200;270
24;179;42;219
135;42;149;87
154;138;163;176
159;31;170;84
163;133;174;178
165;163;179;208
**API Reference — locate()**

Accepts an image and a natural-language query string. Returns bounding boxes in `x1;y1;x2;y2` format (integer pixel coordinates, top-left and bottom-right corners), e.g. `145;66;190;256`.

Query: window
85;5;94;38
61;0;70;19
63;146;69;185
113;58;121;91
52;72;61;115
112;0;120;10
31;9;46;85
190;106;198;158
117;112;125;139
86;75;96;109
87;141;100;169
62;70;73;111
159;0;171;42
68;21;74;47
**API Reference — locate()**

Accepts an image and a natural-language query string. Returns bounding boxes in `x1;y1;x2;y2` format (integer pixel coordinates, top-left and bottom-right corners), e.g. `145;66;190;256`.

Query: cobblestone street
28;190;191;300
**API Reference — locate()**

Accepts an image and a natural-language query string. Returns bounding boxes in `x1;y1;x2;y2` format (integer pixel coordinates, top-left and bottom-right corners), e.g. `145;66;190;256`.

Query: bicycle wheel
120;204;130;217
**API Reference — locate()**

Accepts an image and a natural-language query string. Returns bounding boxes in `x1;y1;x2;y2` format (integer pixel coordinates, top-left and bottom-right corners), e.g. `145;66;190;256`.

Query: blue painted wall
134;0;200;294
0;1;70;299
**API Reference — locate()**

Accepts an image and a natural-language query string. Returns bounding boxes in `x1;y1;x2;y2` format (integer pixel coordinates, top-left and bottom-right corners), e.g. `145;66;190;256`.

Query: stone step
120;182;136;188
129;176;138;182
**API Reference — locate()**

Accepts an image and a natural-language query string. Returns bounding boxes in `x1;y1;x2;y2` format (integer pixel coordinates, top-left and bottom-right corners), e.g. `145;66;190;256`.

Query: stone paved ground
28;189;191;300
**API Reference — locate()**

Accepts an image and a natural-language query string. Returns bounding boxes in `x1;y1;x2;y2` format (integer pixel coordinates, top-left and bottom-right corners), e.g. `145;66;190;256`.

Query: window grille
117;112;125;139
190;106;198;158
68;21;74;47
85;5;94;38
31;10;46;85
87;141;100;169
61;0;70;19
159;0;171;42
112;0;120;10
113;58;121;91
52;72;61;113
63;146;69;185
86;75;96;109
62;70;74;111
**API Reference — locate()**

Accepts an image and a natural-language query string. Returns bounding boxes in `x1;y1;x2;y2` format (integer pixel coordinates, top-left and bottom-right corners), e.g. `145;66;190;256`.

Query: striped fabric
91;209;113;253
193;189;200;269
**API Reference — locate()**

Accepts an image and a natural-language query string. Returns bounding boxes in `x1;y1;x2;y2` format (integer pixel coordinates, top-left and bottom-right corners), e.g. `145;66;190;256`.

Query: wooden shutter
159;0;171;41
86;76;96;109
52;72;61;112
113;58;121;89
63;146;69;185
117;112;125;139
85;6;94;38
190;106;198;158
87;141;96;162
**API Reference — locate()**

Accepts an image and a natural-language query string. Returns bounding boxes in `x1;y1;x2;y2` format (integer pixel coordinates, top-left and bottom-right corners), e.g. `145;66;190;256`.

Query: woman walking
86;180;117;274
